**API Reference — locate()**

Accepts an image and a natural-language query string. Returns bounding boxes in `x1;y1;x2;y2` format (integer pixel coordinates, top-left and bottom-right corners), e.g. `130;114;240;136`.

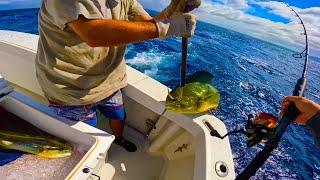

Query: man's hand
161;0;201;19
155;13;197;39
281;96;320;125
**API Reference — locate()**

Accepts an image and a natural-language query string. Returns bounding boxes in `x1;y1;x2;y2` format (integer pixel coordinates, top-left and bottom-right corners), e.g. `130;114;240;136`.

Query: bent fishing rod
178;2;310;179
236;3;310;179
177;2;310;179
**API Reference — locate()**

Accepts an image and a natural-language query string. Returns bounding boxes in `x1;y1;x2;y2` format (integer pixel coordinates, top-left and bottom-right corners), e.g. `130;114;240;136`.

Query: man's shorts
49;91;126;127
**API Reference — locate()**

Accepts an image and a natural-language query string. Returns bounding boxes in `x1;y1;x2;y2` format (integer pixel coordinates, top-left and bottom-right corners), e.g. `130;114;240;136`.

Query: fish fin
186;71;214;84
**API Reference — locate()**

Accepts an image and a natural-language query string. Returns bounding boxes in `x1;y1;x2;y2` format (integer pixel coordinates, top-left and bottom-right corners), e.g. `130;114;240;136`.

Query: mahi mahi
166;82;220;114
0;130;72;158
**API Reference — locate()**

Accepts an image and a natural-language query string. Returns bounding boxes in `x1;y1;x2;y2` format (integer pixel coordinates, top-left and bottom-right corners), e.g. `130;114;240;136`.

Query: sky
139;0;320;57
0;0;319;56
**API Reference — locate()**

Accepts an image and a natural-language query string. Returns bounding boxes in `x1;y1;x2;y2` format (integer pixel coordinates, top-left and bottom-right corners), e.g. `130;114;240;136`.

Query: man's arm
68;15;158;47
67;0;166;46
133;13;167;22
68;12;196;47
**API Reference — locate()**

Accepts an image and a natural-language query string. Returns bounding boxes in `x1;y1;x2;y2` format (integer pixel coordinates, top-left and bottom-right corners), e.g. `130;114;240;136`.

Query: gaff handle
180;7;190;87
181;38;188;87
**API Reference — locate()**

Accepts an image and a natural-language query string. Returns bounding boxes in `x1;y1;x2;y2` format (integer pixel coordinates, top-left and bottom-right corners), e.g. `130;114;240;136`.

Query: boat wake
127;52;162;77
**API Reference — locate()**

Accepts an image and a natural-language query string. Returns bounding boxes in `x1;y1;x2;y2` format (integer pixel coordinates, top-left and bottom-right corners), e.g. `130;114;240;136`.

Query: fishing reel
209;112;278;147
243;113;278;147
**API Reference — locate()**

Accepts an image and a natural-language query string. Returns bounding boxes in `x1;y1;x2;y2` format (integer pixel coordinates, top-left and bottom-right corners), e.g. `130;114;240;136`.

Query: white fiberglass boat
0;30;235;180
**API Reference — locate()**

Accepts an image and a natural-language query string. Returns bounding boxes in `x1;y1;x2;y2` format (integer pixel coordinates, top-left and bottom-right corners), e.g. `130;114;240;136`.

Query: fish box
0;91;115;179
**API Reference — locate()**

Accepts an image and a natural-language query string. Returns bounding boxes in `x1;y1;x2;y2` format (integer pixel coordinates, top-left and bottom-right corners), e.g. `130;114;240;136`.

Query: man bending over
36;0;201;152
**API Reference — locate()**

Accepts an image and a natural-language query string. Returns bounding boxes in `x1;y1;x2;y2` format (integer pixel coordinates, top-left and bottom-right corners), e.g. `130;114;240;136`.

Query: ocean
0;8;319;179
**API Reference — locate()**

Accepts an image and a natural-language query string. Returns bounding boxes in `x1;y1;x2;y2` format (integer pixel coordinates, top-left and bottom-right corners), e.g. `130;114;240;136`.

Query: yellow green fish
0;130;72;158
166;82;220;114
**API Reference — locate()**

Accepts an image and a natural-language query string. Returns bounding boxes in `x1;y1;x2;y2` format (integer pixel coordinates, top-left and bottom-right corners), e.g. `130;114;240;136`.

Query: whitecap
240;82;254;90
127;52;163;76
258;92;265;98
239;65;247;71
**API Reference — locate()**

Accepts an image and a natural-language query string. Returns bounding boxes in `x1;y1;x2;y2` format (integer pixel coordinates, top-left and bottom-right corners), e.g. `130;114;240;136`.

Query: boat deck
97;113;164;180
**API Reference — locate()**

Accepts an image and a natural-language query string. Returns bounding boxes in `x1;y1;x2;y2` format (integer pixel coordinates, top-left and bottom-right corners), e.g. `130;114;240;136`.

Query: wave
126;52;163;77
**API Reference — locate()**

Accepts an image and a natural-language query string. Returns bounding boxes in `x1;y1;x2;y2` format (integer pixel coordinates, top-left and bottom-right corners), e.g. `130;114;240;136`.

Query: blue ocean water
0;150;22;166
0;8;319;179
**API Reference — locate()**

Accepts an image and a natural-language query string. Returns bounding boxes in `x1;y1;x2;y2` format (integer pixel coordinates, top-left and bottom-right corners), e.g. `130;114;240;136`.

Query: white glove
162;0;201;18
155;13;197;39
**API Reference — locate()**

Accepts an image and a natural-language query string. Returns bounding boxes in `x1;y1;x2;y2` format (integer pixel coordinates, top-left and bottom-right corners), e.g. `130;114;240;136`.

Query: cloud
251;1;320;56
138;0;319;56
224;0;249;9
196;0;320;56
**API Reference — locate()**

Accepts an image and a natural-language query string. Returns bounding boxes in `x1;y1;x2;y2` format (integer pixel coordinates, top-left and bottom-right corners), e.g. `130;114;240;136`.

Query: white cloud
251;1;320;56
196;0;320;56
139;0;319;56
225;0;249;9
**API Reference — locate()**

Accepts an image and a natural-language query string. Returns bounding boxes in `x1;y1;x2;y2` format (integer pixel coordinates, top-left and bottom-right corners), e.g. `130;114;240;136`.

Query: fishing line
207;2;312;179
236;2;311;179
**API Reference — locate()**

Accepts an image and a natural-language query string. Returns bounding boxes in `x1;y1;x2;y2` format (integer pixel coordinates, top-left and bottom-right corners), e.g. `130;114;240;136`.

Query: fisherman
281;96;320;148
35;0;201;152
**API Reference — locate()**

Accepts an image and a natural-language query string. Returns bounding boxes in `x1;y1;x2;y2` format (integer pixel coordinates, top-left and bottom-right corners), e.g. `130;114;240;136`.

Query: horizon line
0;7;319;59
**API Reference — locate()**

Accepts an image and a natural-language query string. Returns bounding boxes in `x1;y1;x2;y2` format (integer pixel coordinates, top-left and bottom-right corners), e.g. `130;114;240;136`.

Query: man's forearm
69;16;159;47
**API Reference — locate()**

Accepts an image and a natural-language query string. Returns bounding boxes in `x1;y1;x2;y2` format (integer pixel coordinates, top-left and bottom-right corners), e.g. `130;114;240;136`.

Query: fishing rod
180;8;189;87
235;2;310;179
207;2;310;178
176;1;309;179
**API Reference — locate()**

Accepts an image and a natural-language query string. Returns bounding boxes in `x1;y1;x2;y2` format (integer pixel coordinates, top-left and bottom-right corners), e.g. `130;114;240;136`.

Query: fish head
165;82;220;114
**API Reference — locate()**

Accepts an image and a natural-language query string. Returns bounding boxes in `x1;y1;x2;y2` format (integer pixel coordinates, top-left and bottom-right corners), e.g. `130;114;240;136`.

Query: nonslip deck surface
98;113;164;180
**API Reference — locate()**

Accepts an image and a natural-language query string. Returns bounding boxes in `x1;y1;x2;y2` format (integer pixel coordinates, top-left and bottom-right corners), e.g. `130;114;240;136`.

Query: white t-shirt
36;0;149;105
